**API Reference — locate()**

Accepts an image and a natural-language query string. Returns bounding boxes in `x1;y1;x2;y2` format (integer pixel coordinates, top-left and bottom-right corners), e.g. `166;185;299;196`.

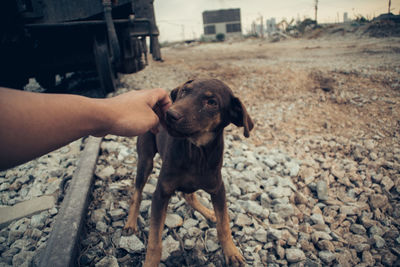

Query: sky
153;0;400;42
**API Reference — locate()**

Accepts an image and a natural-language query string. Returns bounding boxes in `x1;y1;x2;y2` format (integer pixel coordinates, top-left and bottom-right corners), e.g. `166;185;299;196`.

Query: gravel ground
1;29;399;267
81;33;400;266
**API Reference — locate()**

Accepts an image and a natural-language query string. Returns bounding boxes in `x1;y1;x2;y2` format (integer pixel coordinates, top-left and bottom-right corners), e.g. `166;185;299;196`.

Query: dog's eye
206;99;218;106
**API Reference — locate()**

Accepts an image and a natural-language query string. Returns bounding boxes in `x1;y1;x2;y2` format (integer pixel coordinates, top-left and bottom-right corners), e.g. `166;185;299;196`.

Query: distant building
343;12;350;23
202;8;242;40
266;18;277;34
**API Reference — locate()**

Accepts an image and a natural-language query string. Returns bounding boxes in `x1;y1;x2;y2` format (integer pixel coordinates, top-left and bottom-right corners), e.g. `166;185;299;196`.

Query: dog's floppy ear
230;97;254;138
170;80;194;102
170;87;179;102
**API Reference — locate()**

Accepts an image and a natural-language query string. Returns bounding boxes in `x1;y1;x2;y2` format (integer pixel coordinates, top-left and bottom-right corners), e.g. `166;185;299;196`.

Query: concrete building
202;8;242;40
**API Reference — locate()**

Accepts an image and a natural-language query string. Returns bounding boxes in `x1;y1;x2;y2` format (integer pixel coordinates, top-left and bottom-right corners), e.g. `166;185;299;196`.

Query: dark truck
0;0;161;94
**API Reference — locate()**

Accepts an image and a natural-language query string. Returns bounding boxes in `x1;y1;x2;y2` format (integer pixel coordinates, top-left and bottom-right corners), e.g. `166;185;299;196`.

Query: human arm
0;87;171;170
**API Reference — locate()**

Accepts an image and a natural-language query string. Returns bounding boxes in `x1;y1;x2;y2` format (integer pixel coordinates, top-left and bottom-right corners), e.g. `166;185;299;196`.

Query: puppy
123;79;254;266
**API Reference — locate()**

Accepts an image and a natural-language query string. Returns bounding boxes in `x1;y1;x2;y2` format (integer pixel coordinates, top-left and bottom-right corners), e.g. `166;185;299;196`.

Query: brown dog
123;79;254;266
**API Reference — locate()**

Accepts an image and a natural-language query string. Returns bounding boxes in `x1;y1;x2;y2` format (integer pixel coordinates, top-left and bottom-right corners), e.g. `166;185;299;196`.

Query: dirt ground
122;35;400;157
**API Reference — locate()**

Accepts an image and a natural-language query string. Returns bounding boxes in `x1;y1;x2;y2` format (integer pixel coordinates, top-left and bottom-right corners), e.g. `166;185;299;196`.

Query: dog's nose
166;109;183;123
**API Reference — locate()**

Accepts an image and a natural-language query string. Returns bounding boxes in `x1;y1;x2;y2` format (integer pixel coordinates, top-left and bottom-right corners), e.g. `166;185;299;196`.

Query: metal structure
0;0;161;94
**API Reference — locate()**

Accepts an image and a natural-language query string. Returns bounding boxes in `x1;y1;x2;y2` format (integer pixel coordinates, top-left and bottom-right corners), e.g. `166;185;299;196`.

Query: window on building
204;25;216;34
226;23;241;33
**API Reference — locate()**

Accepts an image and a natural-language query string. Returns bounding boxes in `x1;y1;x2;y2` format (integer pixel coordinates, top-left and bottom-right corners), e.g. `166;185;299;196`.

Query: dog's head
165;79;254;146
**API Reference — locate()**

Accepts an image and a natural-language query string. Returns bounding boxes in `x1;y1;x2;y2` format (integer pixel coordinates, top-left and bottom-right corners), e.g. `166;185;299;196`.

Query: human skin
0;87;172;170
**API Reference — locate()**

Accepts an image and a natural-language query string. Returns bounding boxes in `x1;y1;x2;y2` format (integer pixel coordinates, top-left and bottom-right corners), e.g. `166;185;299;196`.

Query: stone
362;251;374;266
95;256;119;267
310;213;324;225
237;200;268;218
165;214;183;228
91;209;107;223
12;251;34;266
269;187;292;199
96;221;108;233
350;224;366;235
318;250;335;264
183;218;199;229
382;252;397;266
235;214;252;226
381;176;394;191
119;235;145;253
273;203;294;219
184;239;196;250
269;212;285;224
30;213;48;229
285;248;306;263
264;158;278;168
373;235;385;248
161;235;180;261
267;229;282;240
206;239;219;252
316;180;328;201
108;209;125;221
285;161;300;177
96;166;115;180
369;194;388;209
253;228;267;243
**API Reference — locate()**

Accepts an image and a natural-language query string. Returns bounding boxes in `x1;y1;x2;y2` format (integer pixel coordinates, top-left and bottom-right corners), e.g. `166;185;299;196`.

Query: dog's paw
122;225;138;236
205;211;217;223
224;246;246;267
225;253;246;267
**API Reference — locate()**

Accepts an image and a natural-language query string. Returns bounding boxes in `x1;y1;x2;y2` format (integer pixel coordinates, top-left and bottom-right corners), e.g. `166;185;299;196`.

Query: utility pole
314;0;318;24
260;15;264;38
388;0;391;14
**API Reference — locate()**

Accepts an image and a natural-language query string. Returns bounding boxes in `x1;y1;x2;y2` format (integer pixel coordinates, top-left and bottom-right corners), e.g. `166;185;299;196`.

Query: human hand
97;88;172;137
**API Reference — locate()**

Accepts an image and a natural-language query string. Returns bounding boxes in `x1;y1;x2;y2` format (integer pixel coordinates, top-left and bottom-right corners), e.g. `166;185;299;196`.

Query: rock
299;167;316;184
269;212;285;224
184;239;196;250
318;250;335;264
264;158;278;168
253;228;267;243
316;180;328;201
285;161;300;177
96;166;115;180
310;213;325;225
373;235;385;248
205;239;219;252
161;235;180;261
95;256;119;267
369;225;383;236
96;221;108;233
362;251;374;266
295;192;308;205
230;183;241;197
273;203;294;219
108;209;125;221
183;218;199;229
269;187;292;199
237;200;268;218
165;214;183;228
267;229;282;240
12;251;34;266
285;248;306;263
30;213;48;229
235;214;252;226
91;209;107;223
350;224;366;235
382;251;397;266
381;176;394;191
119;235;145;253
369;194;388;209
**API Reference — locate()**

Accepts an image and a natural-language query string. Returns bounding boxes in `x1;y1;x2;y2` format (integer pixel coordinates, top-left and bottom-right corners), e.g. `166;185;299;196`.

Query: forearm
0;88;110;170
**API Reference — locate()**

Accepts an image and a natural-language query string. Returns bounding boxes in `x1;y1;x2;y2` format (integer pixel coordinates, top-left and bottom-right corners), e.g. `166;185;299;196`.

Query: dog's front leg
144;183;171;267
211;182;245;267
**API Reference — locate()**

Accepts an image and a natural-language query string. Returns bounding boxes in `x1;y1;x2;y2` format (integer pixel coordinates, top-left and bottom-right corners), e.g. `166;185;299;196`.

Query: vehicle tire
93;37;116;94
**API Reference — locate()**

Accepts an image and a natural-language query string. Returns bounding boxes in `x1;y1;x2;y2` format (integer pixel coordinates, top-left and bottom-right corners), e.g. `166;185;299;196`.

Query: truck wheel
93;37;116;94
